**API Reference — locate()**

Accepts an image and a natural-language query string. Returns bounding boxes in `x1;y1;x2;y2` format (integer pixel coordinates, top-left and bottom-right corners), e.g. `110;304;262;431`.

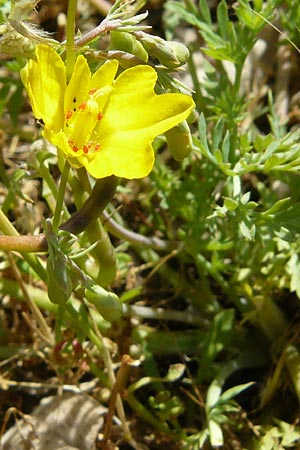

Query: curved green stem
101;210;175;251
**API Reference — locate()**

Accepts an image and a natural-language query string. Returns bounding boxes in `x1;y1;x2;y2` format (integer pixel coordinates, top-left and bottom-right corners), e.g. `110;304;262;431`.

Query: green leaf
223;197;238;211
208;419;224;447
217;0;236;46
260;198;291;218
212;117;225;150
201;309;235;364
274;419;300;447
221;130;230;162
164;363;185;382
217;1;230;40
198;0;212;24
219;381;255;403
253;133;274;152
235;0;266;31
288;254;300;299
240;220;256;240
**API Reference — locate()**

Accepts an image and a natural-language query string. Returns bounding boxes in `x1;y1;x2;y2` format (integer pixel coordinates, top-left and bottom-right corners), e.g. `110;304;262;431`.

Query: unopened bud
165;120;193;161
47;253;73;305
135;32;189;68
85;286;122;322
110;31;148;62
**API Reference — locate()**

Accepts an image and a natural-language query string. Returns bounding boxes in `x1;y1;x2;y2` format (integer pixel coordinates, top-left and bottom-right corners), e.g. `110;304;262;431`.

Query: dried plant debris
0;393;107;450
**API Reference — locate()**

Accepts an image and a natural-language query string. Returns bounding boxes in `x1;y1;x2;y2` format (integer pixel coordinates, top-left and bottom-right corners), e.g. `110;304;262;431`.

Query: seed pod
85;286;122;322
92;221;117;287
165;120;193;161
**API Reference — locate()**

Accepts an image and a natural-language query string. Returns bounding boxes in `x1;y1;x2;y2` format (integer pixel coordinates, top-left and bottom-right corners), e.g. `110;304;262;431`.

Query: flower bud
165;120;193;161
47;253;73;305
110;31;148;62
85;286;122;322
135;32;189;68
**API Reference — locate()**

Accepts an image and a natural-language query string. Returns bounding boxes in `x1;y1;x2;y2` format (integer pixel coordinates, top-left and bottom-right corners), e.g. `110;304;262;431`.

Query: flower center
64;88;103;158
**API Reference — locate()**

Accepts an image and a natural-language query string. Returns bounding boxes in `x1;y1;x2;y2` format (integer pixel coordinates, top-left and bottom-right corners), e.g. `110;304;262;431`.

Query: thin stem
89;314;134;444
0;235;47;252
0;377;98;394
0;208;47;282
122;304;208;327
102;354;133;443
194;252;229;293
40;162;70;217
66;0;77;80
0;208;19;237
125;394;172;435
187;49;206;113
7;253;54;346
101;210;175;251
275;39;291;124
53;161;71;231
65;302;105;349
74;19;118;47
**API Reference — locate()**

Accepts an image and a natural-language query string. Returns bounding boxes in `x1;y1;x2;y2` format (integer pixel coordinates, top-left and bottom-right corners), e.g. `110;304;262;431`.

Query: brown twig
102;354;134;443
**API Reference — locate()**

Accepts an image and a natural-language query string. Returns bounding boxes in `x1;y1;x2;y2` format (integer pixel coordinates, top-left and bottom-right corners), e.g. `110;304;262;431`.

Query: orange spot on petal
79;101;87;110
89;88;97;95
72;146;79;153
83;146;89;154
66;110;73;120
97;113;103;120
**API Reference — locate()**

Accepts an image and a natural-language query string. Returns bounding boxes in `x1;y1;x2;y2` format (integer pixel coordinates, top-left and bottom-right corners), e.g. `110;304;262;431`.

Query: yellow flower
21;44;195;179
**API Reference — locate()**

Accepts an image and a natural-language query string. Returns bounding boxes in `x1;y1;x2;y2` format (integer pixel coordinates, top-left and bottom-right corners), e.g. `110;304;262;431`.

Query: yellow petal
43;128;82;168
64;55;91;116
86;65;195;179
99;65;194;135
84;130;154;179
43;128;69;155
90;60;119;90
20;44;66;131
93;86;113;115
